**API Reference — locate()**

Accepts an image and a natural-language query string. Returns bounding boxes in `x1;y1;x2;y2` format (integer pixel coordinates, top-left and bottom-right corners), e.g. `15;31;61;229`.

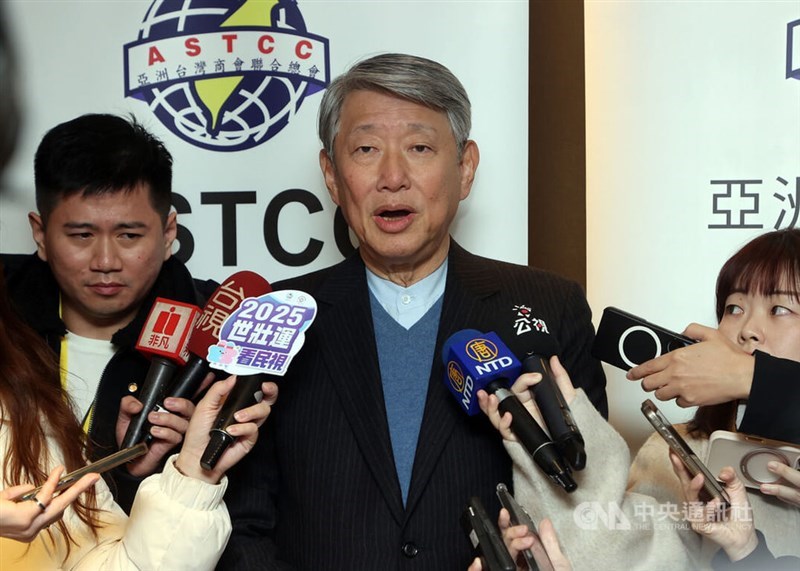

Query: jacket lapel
404;242;501;517
314;255;406;523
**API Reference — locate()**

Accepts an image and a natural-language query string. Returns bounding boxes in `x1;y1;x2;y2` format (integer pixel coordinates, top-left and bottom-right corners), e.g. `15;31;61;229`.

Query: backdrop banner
1;0;529;283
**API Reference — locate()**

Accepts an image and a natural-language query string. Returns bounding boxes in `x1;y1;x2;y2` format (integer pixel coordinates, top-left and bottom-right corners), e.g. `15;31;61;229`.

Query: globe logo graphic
123;0;330;152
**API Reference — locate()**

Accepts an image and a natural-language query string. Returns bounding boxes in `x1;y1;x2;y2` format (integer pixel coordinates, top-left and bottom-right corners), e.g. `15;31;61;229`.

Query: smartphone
641;400;729;506
706;430;800;489
461;496;516;571
19;442;148;502
496;483;554;571
592;307;694;371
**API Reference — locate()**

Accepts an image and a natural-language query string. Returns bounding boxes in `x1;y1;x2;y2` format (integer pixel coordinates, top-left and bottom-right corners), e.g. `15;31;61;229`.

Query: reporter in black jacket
1;114;217;513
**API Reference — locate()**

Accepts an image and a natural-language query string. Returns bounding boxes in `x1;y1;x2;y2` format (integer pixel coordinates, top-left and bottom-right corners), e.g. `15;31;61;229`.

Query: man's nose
90;237;122;272
377;150;411;192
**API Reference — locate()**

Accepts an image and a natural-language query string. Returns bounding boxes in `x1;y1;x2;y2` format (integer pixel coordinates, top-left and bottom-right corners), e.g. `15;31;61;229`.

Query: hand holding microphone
442;330;576;492
120;298;200;450
495;327;586;471
173;375;278;483
200;289;317;469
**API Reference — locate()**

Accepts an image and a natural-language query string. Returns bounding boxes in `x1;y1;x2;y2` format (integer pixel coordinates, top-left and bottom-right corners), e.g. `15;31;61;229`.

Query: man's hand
627;324;754;407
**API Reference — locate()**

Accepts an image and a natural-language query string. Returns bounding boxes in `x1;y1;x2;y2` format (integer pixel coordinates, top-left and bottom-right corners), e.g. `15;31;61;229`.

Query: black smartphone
496;483;554;571
461;496;516;571
19;442;148;502
592;307;694;371
641;400;729;507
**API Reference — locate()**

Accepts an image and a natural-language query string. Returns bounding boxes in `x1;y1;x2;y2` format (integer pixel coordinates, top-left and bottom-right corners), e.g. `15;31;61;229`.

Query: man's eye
69;233;92;239
120;233;142;240
356;146;373;154
411;145;431;153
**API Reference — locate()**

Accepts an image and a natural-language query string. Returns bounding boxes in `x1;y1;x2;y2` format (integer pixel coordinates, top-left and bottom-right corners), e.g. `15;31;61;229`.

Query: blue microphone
442;329;576;492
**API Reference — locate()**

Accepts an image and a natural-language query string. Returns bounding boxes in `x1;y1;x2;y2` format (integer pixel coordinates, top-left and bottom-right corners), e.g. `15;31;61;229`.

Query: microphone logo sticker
137;298;201;362
465;338;498;362
123;1;330;152
447;361;466;393
208;289;317;376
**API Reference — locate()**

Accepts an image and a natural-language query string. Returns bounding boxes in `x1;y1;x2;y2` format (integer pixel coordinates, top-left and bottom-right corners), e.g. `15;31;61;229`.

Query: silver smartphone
19;442;148;502
706;430;800;489
496;483;554;571
641;400;729;507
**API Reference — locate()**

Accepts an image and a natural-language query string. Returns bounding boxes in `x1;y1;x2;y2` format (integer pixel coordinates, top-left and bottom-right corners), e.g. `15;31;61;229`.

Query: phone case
705;430;800;489
496;483;554;571
461;496;516;571
592;307;694;371
641;400;730;506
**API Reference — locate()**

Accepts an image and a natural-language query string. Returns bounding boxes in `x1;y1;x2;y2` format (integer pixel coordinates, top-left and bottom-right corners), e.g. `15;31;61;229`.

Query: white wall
586;1;800;451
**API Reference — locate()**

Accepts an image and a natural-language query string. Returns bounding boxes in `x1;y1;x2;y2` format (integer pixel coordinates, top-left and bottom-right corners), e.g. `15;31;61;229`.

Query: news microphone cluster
442;329;576;492
122;272;273;449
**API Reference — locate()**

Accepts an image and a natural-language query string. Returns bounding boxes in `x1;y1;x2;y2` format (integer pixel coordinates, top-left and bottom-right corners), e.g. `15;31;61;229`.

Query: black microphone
499;329;586;471
122;298;201;449
200;373;265;470
442;329;576;492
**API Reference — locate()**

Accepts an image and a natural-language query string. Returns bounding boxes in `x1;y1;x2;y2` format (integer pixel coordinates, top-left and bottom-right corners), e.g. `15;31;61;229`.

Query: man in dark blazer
218;53;607;570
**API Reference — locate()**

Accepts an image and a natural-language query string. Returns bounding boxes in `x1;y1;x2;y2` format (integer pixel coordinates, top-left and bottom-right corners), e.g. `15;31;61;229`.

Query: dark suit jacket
218;242;607;570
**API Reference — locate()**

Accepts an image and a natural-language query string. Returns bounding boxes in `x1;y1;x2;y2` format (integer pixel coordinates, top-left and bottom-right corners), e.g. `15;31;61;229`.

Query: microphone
200;288;318;470
200;372;266;470
121;298;201;449
163;271;273;402
498;328;587;471
442;329;576;492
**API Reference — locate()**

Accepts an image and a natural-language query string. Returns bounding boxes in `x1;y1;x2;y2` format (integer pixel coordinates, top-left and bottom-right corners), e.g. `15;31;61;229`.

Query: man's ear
458;140;480;201
28;212;48;261
163;211;177;261
319;149;341;206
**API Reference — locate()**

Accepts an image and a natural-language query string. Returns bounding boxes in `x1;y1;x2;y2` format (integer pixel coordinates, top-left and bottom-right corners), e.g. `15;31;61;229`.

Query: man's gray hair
318;53;472;159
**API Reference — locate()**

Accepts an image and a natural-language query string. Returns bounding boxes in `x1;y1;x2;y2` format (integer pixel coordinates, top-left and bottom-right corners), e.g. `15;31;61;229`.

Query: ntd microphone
443;330;522;415
443;329;577;492
122;298;201;449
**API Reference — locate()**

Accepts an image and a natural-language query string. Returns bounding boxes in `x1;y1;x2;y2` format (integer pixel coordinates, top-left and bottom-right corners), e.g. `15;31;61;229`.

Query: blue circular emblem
124;0;329;152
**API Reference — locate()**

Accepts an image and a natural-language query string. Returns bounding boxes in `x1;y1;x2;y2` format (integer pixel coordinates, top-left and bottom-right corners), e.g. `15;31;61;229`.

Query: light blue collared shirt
366;259;448;330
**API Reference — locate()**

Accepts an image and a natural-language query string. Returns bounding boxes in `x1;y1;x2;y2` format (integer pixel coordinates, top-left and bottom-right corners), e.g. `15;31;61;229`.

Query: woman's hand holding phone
1;466;99;542
670;455;758;562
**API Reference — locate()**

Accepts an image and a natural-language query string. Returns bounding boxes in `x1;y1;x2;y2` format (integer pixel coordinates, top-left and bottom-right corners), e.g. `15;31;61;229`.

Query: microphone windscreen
188;271;272;358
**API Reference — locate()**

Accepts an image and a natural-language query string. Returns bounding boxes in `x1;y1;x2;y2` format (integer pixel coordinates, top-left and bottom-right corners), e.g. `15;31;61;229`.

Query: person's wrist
724;530;758;562
173;454;220;485
734;352;755;400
